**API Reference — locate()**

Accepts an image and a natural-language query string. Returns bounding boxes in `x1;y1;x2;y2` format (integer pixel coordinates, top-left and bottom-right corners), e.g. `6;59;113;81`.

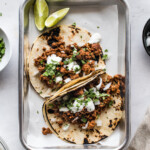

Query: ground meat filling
34;34;102;90
42;127;52;135
48;74;125;129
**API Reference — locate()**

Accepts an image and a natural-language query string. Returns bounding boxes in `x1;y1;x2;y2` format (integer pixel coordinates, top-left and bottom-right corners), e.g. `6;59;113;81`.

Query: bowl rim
142;18;150;56
0;28;12;72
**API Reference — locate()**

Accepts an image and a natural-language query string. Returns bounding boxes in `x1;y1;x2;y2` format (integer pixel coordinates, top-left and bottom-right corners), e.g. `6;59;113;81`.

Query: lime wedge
45;8;70;28
34;0;49;31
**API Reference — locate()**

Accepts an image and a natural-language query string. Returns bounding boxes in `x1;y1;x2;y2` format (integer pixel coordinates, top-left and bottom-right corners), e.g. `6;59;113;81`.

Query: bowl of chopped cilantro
0;28;11;71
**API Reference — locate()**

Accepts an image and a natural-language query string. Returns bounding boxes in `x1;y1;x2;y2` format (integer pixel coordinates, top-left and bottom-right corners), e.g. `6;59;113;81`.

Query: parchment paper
25;4;125;148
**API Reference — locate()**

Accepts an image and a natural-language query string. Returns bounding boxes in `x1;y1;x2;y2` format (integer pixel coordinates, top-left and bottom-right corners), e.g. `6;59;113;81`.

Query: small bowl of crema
143;19;150;56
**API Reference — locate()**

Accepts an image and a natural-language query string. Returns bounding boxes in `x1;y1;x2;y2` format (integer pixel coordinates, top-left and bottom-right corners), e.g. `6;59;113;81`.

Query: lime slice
45;8;70;28
34;0;49;31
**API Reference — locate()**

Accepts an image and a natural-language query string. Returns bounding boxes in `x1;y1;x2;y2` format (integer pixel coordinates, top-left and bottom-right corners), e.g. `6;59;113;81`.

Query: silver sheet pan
19;0;130;149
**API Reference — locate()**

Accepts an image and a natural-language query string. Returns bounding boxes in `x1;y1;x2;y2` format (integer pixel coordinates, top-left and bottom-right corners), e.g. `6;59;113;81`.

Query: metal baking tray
19;0;130;149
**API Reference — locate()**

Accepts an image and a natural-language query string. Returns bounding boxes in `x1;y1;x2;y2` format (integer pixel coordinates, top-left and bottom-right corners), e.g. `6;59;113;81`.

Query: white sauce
88;33;101;44
103;82;111;91
73;64;81;74
96;77;102;90
62;124;70;131
64;78;71;83
146;36;150;47
51;118;56;122
82;122;89;129
55;76;62;83
96;120;102;126
70;100;85;113
59;107;69;112
47;54;62;64
85;100;95;112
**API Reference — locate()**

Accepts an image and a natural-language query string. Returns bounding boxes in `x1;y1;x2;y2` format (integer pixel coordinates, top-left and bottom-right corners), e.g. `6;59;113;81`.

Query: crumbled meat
88;120;96;129
42;127;52;135
74;88;84;96
34;34;103;90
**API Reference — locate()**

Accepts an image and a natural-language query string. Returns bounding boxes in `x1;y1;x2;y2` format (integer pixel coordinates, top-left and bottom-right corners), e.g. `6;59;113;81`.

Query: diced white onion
64;78;71;83
96;77;102;90
103;82;111;91
85;100;95;112
82;122;89;129
55;76;62;83
62;124;70;131
59;107;69;112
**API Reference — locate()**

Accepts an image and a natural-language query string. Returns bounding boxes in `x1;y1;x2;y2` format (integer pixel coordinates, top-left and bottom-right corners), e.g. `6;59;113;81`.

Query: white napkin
128;106;150;150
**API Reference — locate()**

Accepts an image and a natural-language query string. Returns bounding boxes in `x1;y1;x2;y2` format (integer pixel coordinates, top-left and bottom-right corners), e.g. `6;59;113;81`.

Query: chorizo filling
47;74;125;130
34;35;102;90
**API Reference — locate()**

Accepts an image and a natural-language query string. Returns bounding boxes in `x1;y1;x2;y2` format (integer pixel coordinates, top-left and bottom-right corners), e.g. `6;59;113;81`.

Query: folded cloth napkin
128;106;150;150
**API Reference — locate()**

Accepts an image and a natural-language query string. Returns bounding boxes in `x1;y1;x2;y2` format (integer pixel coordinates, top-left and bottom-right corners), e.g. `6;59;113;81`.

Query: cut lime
45;8;70;28
34;0;49;31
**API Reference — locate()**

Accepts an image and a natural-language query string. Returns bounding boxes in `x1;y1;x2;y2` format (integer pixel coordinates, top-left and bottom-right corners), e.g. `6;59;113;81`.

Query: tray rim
18;0;131;149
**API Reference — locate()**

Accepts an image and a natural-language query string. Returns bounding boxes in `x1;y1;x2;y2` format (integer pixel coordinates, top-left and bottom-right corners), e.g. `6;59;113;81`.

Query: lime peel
45;8;70;28
34;0;49;31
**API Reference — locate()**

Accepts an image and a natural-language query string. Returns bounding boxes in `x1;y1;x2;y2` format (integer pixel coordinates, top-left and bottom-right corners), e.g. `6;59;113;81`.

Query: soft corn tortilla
29;25;105;98
42;74;124;144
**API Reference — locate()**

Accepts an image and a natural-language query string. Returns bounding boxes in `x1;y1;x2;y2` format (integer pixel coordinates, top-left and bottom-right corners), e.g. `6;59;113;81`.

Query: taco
29;25;105;98
42;73;125;144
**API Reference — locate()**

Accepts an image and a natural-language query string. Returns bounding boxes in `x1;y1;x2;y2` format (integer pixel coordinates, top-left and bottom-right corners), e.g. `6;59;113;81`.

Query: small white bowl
0;28;11;71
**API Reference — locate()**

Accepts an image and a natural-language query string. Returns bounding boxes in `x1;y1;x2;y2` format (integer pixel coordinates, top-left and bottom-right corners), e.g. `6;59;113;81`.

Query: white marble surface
0;0;150;149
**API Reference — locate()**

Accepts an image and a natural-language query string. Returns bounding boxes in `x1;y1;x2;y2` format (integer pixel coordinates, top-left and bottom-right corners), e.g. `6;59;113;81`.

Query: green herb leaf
102;54;108;60
37;110;39;114
0;13;2;16
97;26;100;29
81;60;86;64
39;91;42;94
49;104;54;108
81;117;87;123
104;49;108;52
109;100;113;107
72;22;76;26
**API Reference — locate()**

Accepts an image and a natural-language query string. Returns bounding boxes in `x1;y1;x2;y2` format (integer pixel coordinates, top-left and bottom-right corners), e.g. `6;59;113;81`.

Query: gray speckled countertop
0;0;150;149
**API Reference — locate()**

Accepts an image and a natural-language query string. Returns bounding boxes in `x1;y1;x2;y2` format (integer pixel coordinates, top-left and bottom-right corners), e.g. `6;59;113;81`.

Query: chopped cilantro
72;22;76;26
59;81;63;84
74;66;81;72
0;13;2;16
82;48;87;51
97;26;100;29
49;104;54;108
43;63;58;77
81;60;86;64
0;38;5;61
103;68;106;72
37;110;39;114
109;100;113;107
102;54;108;60
93;99;99;102
40;60;44;65
81;117;87;123
39;91;42;94
80;35;82;39
104;49;108;52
